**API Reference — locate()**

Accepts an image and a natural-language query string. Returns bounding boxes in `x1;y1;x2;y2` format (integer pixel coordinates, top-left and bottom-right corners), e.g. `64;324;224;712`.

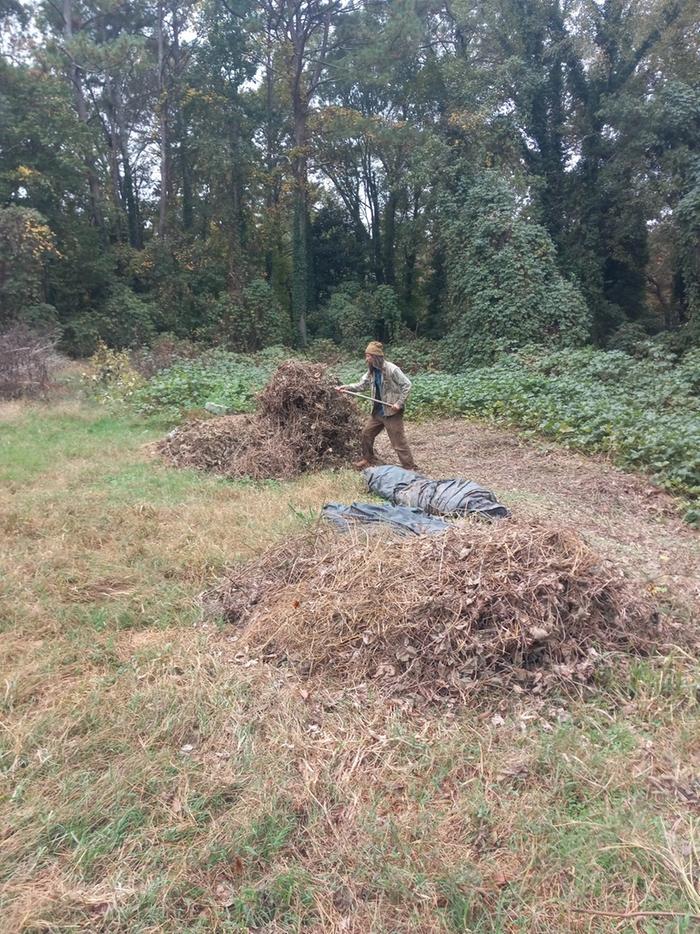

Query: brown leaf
214;882;236;907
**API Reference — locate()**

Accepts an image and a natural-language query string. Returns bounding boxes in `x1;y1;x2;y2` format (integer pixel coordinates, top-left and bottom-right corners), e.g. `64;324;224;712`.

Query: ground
1;396;699;933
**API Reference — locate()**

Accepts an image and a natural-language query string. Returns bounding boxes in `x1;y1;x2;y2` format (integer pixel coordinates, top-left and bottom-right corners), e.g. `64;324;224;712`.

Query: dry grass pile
156;414;302;480
158;360;361;480
212;521;663;703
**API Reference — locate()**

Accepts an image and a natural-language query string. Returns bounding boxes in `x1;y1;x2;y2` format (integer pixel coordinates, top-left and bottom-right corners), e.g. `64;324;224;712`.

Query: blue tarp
322;501;450;535
363;466;510;520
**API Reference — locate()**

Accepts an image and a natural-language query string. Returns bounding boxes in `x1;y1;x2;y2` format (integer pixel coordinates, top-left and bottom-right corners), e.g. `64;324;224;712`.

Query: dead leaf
214;882;236;907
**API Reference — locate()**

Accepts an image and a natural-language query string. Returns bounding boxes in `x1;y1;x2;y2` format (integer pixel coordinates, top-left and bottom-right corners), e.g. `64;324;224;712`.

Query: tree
258;0;346;345
0;207;57;327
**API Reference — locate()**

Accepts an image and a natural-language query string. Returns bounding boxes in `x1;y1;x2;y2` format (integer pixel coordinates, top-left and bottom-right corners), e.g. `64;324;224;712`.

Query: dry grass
1;397;699;932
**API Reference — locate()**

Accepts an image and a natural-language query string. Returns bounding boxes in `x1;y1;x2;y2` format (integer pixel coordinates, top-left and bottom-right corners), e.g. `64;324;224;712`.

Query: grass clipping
157;360;361;480
212;521;662;703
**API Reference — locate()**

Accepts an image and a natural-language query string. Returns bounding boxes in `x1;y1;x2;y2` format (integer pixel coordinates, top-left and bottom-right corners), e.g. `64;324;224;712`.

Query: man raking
336;341;417;470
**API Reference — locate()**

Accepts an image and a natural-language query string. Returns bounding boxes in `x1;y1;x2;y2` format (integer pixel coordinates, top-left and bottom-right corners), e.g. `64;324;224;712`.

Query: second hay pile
158;360;361;480
212;521;663;703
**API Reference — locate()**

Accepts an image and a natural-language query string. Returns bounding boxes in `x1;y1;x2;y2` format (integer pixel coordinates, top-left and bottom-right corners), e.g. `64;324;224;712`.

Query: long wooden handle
338;389;375;402
338;389;399;409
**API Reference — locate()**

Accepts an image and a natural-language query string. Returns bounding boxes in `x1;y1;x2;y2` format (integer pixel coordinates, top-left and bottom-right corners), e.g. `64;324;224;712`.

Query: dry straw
158;360;361;480
210;520;663;704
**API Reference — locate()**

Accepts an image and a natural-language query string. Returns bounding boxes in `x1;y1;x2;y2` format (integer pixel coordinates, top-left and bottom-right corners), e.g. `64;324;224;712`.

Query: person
337;341;417;470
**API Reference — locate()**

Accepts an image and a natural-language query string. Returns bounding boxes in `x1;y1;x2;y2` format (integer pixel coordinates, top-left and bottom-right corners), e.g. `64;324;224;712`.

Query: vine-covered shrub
442;173;591;367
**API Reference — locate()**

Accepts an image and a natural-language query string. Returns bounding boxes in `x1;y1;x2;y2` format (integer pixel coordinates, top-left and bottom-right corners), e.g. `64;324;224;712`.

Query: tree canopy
1;0;698;360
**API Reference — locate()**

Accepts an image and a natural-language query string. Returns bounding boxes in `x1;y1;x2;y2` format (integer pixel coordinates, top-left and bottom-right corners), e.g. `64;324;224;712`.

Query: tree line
1;0;698;361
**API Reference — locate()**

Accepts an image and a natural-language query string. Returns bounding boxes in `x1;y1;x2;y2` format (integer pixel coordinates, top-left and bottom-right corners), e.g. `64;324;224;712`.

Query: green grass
1;397;699;932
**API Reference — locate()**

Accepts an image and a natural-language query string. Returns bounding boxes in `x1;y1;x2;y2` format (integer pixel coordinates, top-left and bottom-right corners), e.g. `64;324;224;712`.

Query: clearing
1;397;698;933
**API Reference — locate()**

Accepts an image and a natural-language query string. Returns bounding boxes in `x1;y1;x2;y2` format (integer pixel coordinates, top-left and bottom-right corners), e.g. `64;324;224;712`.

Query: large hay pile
211;521;662;703
157;360;361;480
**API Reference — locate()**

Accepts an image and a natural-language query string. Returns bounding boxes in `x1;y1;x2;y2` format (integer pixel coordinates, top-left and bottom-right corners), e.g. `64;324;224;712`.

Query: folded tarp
322;501;450;535
363;465;511;520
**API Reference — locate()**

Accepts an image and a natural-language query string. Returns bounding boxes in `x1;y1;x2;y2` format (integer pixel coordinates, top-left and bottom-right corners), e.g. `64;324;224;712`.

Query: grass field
1;395;699;933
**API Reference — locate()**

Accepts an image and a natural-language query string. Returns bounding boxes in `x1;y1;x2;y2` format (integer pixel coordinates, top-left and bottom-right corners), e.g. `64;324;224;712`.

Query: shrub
304;338;348;364
81;342;145;404
63;286;158;356
606;321;650;354
389;339;446;373
218;280;293;352
323;287;373;351
20;303;60;332
130;333;200;378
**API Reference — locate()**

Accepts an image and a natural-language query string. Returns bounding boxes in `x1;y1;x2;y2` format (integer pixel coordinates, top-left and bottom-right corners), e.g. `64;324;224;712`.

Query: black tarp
322;501;450;535
363;466;510;520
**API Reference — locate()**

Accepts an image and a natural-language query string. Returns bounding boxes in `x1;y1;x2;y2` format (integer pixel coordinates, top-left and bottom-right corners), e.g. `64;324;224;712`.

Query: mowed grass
1;398;699;933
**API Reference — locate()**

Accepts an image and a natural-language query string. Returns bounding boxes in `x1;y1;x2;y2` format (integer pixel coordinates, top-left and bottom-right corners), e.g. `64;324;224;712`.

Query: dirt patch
210;521;664;705
373;418;700;617
158;360;361;480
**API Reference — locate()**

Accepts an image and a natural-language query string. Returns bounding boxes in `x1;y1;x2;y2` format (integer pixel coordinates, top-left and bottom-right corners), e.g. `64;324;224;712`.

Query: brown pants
362;411;417;470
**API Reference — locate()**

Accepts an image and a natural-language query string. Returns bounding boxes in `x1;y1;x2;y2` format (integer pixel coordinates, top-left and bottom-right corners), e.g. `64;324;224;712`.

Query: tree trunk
383;190;397;287
227;113;244;299
114;82;142;248
291;100;310;346
171;6;193;232
63;0;103;233
157;0;169;240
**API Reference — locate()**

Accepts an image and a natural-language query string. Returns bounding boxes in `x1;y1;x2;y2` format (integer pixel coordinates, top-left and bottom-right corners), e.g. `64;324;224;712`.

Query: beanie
365;341;384;356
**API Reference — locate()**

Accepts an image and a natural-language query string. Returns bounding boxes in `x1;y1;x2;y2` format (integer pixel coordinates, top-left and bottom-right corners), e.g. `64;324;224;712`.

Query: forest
1;0;698;361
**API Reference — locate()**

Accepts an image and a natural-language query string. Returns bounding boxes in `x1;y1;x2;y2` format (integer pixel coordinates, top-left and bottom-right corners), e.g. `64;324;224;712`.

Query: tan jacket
345;360;412;413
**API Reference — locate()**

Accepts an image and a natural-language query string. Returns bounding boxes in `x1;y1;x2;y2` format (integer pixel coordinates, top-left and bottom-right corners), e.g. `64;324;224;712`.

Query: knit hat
365;341;384;356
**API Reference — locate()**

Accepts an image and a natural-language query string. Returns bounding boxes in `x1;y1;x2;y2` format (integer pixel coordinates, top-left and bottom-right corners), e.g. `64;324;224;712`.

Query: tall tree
259;0;345;344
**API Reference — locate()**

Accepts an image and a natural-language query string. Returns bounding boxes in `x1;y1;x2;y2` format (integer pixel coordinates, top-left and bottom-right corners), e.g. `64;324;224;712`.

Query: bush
218;280;293;352
80;342;145;404
20;303;60;332
322;286;373;351
130;333;201;378
0;325;56;399
606;321;650;354
304;338;348;364
63;286;158;356
389;339;446;373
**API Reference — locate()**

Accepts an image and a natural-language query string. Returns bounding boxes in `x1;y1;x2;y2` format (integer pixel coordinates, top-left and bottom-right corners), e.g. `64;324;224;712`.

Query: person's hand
389;403;402;412
335;386;346;392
